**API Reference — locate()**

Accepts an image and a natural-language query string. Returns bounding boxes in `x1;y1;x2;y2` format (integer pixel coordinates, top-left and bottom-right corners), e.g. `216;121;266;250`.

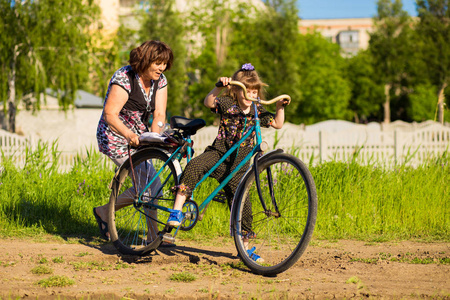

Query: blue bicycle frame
195;101;263;212
137;100;264;215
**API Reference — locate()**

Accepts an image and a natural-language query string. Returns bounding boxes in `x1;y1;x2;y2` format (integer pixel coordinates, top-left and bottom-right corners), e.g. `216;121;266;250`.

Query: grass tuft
36;275;74;287
31;265;53;275
169;272;197;282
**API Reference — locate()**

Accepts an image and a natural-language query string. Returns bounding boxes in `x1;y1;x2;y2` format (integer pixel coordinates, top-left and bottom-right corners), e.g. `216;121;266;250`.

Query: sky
296;0;419;19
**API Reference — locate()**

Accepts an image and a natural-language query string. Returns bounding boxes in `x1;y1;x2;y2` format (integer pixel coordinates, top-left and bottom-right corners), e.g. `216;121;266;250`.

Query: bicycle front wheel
108;148;181;256
232;152;317;275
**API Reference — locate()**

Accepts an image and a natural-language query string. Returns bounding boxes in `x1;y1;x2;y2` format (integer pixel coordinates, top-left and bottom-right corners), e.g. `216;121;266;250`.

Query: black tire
232;152;317;275
108;148;181;256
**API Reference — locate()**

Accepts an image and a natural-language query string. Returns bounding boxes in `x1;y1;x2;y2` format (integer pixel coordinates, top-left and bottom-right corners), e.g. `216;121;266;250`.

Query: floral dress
96;65;167;159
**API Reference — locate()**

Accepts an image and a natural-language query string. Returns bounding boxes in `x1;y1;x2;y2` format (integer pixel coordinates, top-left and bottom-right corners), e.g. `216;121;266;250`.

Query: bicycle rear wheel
108;148;181;256
232;152;317;275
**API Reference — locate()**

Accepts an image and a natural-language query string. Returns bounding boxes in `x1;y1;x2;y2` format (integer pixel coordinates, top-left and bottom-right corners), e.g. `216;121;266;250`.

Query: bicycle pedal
162;233;176;244
212;191;226;204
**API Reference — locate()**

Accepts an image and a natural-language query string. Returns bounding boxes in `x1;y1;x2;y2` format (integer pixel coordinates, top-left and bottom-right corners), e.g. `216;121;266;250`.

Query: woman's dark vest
122;69;160;125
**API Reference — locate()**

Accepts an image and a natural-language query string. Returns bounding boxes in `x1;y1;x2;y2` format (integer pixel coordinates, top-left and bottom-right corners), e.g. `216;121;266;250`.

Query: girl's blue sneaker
167;210;183;227
247;247;264;263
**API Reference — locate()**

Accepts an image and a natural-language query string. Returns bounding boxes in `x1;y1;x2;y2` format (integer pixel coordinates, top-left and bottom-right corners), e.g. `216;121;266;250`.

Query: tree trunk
383;83;392;124
437;82;447;124
7;47;18;133
215;11;229;66
354;112;360;124
215;26;223;65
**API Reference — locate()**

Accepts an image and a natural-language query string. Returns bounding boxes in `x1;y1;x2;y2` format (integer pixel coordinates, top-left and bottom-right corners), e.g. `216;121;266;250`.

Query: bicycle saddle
170;116;206;136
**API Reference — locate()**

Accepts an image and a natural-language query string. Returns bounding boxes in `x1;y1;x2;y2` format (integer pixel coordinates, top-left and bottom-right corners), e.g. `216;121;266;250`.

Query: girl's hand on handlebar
216;77;232;88
276;98;290;108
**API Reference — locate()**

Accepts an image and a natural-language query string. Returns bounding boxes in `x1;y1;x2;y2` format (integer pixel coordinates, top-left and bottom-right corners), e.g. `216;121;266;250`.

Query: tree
296;32;352;124
369;0;414;124
87;25;135;100
232;0;304;123
240;0;353;124
184;0;352;125
185;0;257;123
0;0;100;133
409;83;439;121
415;0;450;123
346;50;385;123
139;0;188;119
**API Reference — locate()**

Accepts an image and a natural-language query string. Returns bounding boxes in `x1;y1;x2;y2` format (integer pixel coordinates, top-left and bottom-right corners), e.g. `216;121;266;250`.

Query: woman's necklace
137;74;153;114
139;77;152;96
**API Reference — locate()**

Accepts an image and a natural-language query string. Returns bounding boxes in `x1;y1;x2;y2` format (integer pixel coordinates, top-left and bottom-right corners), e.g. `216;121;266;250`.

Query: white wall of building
299;18;374;54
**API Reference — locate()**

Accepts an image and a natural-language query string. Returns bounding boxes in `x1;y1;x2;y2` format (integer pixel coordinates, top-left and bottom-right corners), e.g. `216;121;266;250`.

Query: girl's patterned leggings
176;148;254;233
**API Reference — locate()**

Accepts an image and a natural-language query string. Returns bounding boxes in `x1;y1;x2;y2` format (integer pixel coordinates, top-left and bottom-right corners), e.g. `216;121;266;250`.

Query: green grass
36;275;74;287
52;256;64;263
0;142;114;238
0;143;448;242
31;265;53;275
310;157;449;240
169;272;197;282
350;252;450;265
346;276;365;289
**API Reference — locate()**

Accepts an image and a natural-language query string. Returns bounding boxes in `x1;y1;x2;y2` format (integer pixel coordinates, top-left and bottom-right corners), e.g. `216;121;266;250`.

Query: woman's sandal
93;208;110;241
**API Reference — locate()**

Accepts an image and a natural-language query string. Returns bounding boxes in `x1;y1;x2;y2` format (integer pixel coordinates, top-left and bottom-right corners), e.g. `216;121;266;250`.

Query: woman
93;40;173;244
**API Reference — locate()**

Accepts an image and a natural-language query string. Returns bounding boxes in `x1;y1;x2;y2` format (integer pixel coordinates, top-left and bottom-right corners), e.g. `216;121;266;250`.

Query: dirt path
0;237;448;299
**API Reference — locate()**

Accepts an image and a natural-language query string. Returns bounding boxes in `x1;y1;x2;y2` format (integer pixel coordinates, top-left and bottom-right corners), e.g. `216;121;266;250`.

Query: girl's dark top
206;95;275;155
96;65;168;159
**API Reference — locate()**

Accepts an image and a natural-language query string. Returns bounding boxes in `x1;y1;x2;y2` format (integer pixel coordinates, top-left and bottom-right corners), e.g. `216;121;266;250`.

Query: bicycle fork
253;152;281;218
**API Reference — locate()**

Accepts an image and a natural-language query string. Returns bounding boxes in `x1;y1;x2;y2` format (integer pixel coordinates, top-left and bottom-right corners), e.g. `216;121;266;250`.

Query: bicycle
107;81;318;275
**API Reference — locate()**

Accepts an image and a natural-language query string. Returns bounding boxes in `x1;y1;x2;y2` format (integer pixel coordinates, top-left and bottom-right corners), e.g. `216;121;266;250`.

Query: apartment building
299;18;374;56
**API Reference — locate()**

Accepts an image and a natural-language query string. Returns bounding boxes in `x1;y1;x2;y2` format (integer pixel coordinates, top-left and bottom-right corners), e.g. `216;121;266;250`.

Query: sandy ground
0;237;448;299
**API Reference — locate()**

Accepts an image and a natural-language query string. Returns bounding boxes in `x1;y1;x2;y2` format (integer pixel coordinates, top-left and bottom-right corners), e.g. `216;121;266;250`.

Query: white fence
1;120;449;171
0;130;102;171
193;120;450;167
0;130;32;168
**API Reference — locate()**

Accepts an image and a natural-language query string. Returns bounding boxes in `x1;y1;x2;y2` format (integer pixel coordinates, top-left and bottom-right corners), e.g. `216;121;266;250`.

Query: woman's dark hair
129;40;174;74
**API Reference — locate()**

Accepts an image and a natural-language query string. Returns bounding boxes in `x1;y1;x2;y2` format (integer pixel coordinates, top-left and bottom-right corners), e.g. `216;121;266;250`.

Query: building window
337;30;360;56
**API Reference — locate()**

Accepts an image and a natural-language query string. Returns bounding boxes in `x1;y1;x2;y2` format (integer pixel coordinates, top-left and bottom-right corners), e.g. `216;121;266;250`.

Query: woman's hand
127;132;140;147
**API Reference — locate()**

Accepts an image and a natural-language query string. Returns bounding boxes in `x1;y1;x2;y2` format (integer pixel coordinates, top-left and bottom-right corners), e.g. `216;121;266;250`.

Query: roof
74;90;104;108
41;88;104;109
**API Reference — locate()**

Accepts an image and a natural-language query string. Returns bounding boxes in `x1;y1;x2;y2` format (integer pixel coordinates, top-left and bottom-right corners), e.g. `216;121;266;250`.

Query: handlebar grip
215;81;224;87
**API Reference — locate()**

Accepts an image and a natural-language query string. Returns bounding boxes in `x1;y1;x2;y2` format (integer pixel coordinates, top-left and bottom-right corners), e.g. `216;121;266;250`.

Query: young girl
167;63;288;228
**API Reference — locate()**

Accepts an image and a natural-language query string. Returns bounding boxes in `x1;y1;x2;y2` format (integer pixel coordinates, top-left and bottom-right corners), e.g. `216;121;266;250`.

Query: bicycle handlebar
215;80;291;105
